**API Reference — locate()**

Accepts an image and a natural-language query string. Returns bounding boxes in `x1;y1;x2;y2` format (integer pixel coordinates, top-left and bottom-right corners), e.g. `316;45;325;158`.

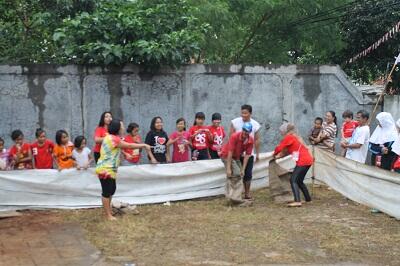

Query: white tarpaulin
314;147;400;219
0;152;294;211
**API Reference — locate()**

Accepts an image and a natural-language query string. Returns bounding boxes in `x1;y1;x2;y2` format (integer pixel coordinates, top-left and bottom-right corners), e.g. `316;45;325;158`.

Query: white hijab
392;119;400;155
369;112;398;145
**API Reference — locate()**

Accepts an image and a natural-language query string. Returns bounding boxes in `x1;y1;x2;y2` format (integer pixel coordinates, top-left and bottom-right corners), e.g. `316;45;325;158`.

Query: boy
221;122;254;206
208;113;226;159
341;110;358;156
308;117;323;145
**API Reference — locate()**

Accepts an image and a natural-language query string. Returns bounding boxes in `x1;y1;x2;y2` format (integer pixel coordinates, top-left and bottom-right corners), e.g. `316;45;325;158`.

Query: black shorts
240;155;254;182
193;149;210;160
209;150;220;159
99;178;116;198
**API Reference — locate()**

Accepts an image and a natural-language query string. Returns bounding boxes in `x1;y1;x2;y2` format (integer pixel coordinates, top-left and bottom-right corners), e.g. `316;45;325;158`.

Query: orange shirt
53;142;74;169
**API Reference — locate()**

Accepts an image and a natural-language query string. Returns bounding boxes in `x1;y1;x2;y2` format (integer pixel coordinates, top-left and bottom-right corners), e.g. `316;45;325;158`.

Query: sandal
287;202;302;207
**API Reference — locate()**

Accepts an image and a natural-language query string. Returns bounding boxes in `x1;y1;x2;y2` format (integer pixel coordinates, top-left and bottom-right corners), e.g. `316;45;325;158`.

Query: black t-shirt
145;130;169;163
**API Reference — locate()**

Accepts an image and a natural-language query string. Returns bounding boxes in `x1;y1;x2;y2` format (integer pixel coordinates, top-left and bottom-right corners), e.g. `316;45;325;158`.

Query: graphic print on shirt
153;136;166;154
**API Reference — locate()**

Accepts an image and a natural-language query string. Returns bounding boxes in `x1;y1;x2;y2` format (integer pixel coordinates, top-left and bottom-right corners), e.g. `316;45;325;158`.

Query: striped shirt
317;122;337;151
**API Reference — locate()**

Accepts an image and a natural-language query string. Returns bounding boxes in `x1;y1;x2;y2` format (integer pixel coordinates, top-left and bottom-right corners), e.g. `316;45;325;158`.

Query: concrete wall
384;95;400;121
0;64;374;151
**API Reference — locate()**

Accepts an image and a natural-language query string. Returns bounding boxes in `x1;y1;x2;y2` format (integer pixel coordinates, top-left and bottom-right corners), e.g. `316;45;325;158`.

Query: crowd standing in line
0;104;400;219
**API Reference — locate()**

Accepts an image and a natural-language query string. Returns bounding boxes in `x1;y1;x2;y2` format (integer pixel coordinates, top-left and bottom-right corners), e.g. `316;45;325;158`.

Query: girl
208;113;225;159
72;136;93;170
93;111;113;163
96;119;154;220
369;112;397;170
53;130;75;171
145;117;170;163
9;130;33;170
0;137;10;170
392;119;400;173
274;123;313;207
189;112;211;160
315;111;338;152
31;128;54;169
167;118;191;163
123;123;157;164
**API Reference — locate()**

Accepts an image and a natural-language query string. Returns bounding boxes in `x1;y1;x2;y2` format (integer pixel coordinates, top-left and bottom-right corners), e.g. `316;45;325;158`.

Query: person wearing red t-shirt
167;118;191;163
208;113;226;159
9;130;33;170
341;110;359;156
31;128;54;169
93;111;113;163
220;122;254;206
122;123;157;165
274;123;313;207
189;112;212;160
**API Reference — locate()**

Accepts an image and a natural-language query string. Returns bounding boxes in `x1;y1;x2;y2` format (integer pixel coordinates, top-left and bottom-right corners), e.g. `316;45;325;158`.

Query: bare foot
106;215;117;221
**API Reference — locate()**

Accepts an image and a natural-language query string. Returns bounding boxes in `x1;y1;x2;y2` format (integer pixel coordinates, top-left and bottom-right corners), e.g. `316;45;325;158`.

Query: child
122;123;142;164
145;117;170;163
72;136;93;170
391;119;400;173
9;130;33;170
96;119;155;220
0;137;10;170
31;128;54;169
208;113;225;159
308;117;323;145
189;112;211;160
341;110;359;156
53;130;75;171
93;111;113;163
167;118;191;163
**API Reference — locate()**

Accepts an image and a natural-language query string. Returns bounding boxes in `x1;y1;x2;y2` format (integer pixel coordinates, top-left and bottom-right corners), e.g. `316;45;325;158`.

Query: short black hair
241;104;252;113
74;135;86;148
150;117;164;132
315;117;323;123
176;118;186;130
0;137;4;144
55;130;68;145
11;130;23;141
342;110;353;119
193;112;205;125
108;119;121;135
127;122;139;134
98;111;113;127
35;128;46;138
357;110;370;120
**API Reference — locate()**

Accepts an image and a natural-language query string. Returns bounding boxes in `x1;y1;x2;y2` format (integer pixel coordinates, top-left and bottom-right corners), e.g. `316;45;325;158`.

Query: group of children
0;111;227;171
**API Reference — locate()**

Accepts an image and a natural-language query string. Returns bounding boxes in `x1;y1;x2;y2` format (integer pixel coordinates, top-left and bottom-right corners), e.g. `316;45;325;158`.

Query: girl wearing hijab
391;119;400;173
369;112;398;170
274;122;314;207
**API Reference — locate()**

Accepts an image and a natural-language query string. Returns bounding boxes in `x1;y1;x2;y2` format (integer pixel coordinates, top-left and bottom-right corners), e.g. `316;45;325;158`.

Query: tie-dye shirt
95;135;121;179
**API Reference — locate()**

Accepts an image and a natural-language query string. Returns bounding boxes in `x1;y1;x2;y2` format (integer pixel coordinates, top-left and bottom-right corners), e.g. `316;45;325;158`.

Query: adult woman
274;123;313;207
315;111;338;152
369;112;397;170
93;112;113;163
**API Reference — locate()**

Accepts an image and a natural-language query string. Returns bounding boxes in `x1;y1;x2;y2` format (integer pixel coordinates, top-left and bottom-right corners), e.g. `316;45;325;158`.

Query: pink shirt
169;131;191;163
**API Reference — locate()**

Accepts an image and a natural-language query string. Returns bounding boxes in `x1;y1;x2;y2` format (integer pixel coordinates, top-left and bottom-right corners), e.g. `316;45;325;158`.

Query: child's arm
341;123;345;139
86;153;94;169
52;154;60;171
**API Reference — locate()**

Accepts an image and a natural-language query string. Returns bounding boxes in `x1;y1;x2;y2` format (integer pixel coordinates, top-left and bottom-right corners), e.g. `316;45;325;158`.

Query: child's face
212;120;221;127
131;127;139;136
177;121;185;131
241;110;251;121
344;117;352;122
80;139;87;149
104;113;112;126
61;133;69;145
314;120;322;129
15;135;24;146
37;132;46;144
195;118;204;126
155;119;163;130
0;141;4;150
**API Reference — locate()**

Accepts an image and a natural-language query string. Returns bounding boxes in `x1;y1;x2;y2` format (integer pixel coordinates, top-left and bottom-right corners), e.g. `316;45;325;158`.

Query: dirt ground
60;187;400;266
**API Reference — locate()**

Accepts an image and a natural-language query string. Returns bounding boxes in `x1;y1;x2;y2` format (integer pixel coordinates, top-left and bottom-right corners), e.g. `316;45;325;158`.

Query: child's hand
58;168;62;172
226;169;232;177
77;166;81;170
151;159;158;164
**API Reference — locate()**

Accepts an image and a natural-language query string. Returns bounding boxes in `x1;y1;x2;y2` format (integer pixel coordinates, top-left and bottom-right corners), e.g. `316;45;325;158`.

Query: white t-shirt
231;117;261;155
345;125;370;164
72;147;91;168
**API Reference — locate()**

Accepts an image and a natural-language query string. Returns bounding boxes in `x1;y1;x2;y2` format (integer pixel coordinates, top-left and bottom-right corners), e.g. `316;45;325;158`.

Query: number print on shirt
195;133;206;144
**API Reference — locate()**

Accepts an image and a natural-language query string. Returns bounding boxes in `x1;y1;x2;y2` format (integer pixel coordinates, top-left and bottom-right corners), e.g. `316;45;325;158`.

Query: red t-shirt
9;143;33;170
93;126;108;153
123;135;142;163
189;126;211;150
31;139;54;169
220;132;254;160
393;156;400;170
274;134;313;166
342;121;359;138
208;126;226;151
169;131;191;163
